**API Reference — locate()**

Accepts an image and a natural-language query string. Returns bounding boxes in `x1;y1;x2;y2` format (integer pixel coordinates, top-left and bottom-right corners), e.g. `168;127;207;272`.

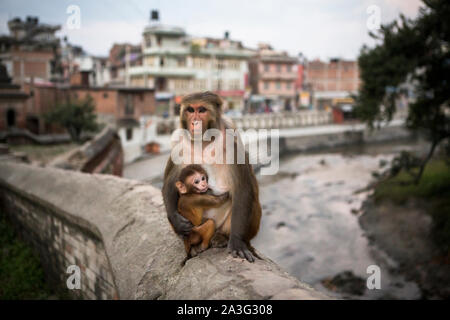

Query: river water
253;140;428;299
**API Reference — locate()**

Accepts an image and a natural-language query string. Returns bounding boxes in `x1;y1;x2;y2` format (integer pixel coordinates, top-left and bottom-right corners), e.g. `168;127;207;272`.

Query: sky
0;0;423;60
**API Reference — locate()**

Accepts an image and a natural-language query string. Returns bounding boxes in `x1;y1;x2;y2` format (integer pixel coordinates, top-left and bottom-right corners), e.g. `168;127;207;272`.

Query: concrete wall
118;126;142;164
0;162;329;300
49;126;123;176
2;189;117;299
282;122;413;153
282;130;363;153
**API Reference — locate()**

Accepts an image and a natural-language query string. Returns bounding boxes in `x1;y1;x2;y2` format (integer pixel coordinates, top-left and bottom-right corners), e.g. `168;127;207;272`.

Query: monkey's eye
186;106;194;113
201;176;205;181
194;179;200;184
198;106;207;113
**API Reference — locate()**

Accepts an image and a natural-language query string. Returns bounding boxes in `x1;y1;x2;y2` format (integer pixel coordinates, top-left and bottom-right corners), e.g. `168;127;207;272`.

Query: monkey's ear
175;181;187;194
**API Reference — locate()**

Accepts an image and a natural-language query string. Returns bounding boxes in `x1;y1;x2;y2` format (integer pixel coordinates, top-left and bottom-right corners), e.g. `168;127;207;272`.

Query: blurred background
0;0;448;300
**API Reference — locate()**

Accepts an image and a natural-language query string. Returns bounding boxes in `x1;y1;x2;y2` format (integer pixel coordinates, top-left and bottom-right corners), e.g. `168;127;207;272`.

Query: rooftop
143;24;186;37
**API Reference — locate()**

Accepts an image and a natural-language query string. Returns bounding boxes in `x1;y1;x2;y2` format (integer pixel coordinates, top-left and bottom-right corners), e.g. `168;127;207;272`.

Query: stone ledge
0;162;330;300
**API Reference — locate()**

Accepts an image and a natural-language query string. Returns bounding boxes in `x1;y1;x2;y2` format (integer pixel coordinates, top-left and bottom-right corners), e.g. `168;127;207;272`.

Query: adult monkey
162;91;261;262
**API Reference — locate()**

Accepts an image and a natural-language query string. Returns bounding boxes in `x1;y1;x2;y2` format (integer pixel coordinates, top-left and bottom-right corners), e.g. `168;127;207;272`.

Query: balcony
260;71;297;80
128;65;195;78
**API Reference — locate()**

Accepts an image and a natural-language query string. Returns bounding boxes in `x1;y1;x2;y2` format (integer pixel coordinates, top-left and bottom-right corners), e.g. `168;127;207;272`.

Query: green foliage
388;151;423;178
44;96;99;143
190;43;201;54
355;0;450;182
375;160;450;203
374;159;450;252
0;212;54;299
431;196;450;253
10;143;78;165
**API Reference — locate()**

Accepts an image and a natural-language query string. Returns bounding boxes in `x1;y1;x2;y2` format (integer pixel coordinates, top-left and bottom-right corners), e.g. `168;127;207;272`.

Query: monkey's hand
227;236;255;263
169;211;193;237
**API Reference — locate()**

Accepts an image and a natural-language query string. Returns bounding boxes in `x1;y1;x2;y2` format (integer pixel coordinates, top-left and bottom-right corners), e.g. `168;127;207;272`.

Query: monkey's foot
189;244;206;257
227;237;255;263
189;246;199;257
210;233;228;248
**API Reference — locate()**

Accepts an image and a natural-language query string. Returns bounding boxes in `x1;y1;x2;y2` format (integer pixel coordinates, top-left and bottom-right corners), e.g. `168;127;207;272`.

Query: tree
355;0;450;183
44;95;99;143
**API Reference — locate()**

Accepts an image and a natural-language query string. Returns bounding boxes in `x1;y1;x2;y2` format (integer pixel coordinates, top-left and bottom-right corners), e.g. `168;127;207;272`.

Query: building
0;62;29;132
248;43;298;113
109;43;142;87
1;58;155;139
304;58;361;111
67;73;155;162
128;10;253;114
61;42;111;87
0;16;62;84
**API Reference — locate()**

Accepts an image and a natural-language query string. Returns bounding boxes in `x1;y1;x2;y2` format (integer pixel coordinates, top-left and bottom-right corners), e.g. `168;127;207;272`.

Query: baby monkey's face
186;172;209;193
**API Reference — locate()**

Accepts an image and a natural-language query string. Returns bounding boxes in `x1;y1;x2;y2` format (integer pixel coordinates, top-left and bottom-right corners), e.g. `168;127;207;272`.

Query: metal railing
154;110;333;135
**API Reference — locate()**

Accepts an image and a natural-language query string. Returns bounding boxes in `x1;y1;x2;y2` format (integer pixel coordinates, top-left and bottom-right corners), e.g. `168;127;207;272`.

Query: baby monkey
175;164;229;257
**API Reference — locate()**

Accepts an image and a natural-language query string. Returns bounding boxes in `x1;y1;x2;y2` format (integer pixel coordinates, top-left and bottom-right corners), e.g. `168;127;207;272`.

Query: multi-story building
61;43;111;87
248;43;298;113
0;62;29;132
304;58;361;110
128;11;253;115
0;16;62;84
109;43;142;87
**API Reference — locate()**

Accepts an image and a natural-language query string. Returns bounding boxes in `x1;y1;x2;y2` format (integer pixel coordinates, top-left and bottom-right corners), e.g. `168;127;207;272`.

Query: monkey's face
184;103;213;136
175;171;209;194
186;171;209;193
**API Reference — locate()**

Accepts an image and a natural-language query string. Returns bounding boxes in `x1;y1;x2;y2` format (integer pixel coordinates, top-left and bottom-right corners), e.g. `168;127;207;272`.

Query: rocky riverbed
253;140;430;299
124;138;438;299
359;191;450;299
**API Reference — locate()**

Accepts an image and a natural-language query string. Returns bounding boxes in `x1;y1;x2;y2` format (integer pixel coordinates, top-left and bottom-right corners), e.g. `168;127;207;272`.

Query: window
276;64;281;72
264;64;270;72
229;60;240;70
287;82;291;89
286;65;292;72
126;128;133;141
125;94;134;115
6;108;16;127
194;79;206;90
145;35;152;48
217;79;223;90
177;57;186;67
215;58;225;69
175;79;190;90
145;56;155;66
160;57;165;67
229;79;240;90
103;92;108;98
157;36;162;46
276;81;281;89
193;57;207;69
264;82;269;89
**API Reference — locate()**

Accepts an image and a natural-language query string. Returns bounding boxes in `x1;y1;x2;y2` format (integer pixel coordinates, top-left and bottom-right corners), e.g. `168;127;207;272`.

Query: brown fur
163;91;262;262
176;165;228;257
